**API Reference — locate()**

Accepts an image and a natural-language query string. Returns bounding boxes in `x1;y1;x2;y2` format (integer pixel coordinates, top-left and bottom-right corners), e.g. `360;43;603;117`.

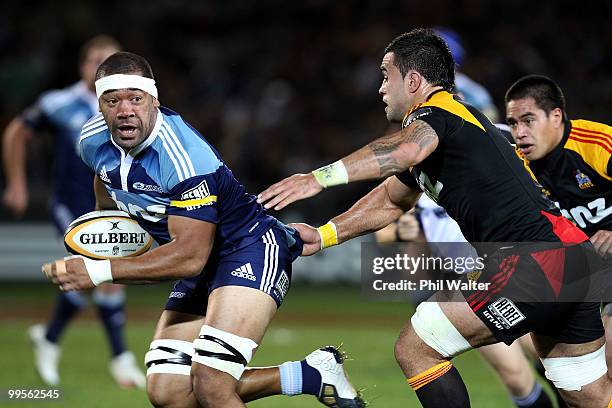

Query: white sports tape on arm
95;74;158;99
192;325;258;380
80;257;112;286
411;301;472;358
541;345;607;391
312;160;348;188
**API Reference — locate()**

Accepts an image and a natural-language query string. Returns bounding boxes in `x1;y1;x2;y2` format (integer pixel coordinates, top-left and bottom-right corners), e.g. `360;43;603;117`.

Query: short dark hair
505;75;566;119
95;51;154;80
384;28;455;92
79;35;121;65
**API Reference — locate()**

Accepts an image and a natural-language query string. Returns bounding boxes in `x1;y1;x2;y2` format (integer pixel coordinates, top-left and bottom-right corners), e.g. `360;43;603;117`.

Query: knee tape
541;345;607;391
192;325;258;380
411;301;472;358
145;339;194;376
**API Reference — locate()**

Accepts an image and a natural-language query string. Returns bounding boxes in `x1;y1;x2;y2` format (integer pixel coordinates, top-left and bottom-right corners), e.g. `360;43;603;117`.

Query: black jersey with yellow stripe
396;90;563;243
524;119;611;236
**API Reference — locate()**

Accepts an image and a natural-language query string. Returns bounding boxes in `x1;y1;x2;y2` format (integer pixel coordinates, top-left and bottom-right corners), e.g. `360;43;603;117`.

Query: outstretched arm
292;176;421;256
258;119;438;210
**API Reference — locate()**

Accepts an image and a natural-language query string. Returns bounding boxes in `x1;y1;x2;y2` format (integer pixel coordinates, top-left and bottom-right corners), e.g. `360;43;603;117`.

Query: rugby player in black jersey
505;74;612;376
258;29;611;407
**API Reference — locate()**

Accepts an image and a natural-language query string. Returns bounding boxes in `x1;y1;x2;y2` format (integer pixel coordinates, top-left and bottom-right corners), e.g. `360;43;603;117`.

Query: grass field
0;282;556;407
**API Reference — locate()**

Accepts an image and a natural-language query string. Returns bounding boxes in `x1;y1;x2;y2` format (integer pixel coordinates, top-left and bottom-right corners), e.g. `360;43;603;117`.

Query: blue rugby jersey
78;106;278;256
22;81;97;216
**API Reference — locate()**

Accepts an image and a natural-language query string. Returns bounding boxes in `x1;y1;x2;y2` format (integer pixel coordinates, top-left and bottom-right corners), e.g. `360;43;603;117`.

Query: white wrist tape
80;257;113;286
312;160;348;188
95;74;158;99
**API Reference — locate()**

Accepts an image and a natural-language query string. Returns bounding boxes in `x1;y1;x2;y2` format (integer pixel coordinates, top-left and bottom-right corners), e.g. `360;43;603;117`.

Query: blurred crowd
1;0;611;223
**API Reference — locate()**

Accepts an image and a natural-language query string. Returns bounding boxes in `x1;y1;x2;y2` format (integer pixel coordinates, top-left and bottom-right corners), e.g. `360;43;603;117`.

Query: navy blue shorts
165;223;303;315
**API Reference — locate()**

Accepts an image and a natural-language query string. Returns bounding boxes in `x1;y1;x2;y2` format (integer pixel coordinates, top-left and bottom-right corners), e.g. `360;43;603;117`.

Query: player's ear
153;97;160;108
550;107;563;128
405;70;421;94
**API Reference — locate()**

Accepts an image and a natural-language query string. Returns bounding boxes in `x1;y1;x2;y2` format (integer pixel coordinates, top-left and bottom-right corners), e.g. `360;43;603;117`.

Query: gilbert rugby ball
64;210;153;259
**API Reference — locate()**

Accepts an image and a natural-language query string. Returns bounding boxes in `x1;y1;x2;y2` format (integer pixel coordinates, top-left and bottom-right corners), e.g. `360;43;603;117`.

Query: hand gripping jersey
22;81;98;222
78;107;278;257
396;90;587;244
518;119;611;237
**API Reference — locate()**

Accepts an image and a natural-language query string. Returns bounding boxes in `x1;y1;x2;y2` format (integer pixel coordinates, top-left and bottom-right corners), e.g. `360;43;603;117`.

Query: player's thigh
153;309;205;341
518;334;537;359
204;285;277;345
436;291;498;346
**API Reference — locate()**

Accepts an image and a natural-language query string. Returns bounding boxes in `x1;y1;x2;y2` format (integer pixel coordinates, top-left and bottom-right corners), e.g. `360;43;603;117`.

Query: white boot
28;324;60;386
305;346;365;408
109;351;146;389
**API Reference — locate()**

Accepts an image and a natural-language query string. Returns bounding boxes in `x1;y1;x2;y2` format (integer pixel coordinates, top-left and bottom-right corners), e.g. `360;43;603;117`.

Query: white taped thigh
145;339;194;376
541;345;607;391
192;325;258;380
411;301;472;358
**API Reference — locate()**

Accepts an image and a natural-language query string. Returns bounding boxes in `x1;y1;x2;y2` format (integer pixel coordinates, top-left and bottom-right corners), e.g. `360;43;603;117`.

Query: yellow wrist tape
317;221;339;249
312;160;348;188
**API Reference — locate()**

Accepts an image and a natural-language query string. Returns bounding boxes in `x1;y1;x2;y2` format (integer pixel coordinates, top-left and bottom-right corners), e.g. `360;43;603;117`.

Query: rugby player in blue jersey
2;36;146;388
42;51;364;408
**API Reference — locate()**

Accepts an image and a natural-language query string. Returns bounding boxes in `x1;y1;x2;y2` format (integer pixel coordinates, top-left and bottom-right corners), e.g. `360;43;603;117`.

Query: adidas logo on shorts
231;263;256;281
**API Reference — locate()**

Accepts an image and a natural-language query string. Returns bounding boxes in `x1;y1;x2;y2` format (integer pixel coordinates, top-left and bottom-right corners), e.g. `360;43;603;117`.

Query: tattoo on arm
406;120;438;149
368;120;438;177
368;132;405;176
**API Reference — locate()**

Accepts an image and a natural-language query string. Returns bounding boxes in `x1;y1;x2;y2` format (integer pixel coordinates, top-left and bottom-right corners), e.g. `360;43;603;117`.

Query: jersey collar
129;108;163;157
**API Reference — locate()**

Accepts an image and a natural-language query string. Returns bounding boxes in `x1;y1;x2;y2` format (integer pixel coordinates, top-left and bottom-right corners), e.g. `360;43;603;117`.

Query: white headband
95;74;158;99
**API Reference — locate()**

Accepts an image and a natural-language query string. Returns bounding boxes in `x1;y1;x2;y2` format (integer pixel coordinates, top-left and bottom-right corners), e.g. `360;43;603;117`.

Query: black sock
45;292;86;343
409;362;470;408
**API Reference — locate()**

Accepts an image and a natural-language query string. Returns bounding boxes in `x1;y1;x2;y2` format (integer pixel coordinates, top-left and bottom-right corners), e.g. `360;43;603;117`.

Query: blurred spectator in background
1;35;145;388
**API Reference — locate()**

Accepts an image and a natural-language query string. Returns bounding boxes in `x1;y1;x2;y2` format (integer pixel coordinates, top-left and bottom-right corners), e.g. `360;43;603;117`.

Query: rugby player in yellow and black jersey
504;73;612;375
258;29;611;407
505;75;611;244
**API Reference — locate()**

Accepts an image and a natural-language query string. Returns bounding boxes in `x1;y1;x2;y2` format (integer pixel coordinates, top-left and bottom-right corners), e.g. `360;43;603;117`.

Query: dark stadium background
0;1;610;407
0;0;610;223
